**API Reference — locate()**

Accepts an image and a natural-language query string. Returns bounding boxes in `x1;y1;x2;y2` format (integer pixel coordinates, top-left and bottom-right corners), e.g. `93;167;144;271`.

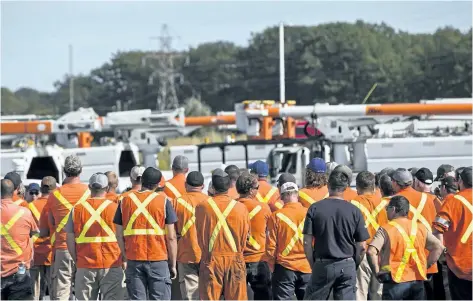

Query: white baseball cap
280;182;299;194
130;166;146;181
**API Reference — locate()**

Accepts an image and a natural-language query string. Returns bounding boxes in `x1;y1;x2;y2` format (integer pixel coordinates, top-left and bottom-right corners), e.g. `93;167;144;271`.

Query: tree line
2;21;472;116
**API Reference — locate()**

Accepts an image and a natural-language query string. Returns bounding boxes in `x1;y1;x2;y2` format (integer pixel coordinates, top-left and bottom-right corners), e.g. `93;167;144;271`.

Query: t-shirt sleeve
353;207;370;242
369;228;387;252
433;194;455;233
64;210;75;233
165;198;178;225
303;206;315;236
113;202;123;225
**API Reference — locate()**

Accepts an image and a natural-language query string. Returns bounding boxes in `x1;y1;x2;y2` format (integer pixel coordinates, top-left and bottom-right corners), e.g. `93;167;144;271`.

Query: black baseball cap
277;173;296;187
141;167;162;186
435;164;455;181
4;172;21;190
460;167;472;187
415;168;434;185
212;169;230;193
441;176;458;190
186;171;204;187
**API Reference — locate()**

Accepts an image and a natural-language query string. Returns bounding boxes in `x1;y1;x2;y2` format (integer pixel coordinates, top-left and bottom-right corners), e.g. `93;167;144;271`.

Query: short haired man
237;172;272;299
4;171;29;208
303;170;370;300
195;169;250;300
119;165;145;199
164;155;189;201
333;165;358;201
266;178;311;300
225;165;240;200
114;167;178;300
105;171;119;202
298;158;328;208
250;160;283;211
367;196;444;300
174;171;208;300
29;177;56;300
1;179;39;300
433;167;473;300
66;173;125;300
439;176;458;199
379;174;395;198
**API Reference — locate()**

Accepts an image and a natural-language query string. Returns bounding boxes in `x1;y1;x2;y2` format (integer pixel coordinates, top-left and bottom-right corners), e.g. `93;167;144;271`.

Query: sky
1;0;472;92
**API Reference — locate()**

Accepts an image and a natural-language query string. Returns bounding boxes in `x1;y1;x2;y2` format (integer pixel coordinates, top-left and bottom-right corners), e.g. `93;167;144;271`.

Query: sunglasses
29;191;39;196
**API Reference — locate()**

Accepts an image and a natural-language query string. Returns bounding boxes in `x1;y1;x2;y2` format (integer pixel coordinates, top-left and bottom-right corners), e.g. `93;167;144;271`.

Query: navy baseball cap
249;160;269;177
28;183;40;192
307;158;326;173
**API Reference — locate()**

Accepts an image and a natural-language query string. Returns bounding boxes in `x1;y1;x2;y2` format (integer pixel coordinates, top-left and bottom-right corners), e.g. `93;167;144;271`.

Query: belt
314;257;353;262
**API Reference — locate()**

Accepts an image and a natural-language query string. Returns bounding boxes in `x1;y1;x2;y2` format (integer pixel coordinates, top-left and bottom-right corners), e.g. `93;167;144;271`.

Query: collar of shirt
237;197;254;204
282;202;303;210
400;186;416;194
1;198;13;204
211;194;230;201
173;173;186;182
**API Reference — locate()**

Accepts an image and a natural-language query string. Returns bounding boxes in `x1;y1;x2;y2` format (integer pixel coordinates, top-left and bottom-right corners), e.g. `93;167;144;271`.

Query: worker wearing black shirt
302;169;370;300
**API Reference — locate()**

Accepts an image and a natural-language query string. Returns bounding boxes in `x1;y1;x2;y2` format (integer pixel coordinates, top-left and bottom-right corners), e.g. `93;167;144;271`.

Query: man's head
458;167;472;190
277;173;297;189
280;182;299;204
212;168;231;194
41;176;57;195
208;181;215;197
325;161;338;177
4;171;21;192
455;167;465;182
379;174;395;197
305;158;327;188
440;176;458;198
328;170;350;195
391;168;413;192
224;165;240;184
408;167;419;177
386;195;410;220
18;183;26;199
141;167;163;191
88;173;108;197
333;165;353;183
236;172;259;198
356;171;375;195
64;155;82;177
172;155;189;174
1;179;15;199
435;164;455;181
413;167;434;192
249;160;269;179
27;183;41;202
185;171;205;192
130;165;145;185
105;171;118;193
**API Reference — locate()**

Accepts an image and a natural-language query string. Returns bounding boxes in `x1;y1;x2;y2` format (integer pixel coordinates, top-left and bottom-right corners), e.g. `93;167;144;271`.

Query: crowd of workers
0;153;471;301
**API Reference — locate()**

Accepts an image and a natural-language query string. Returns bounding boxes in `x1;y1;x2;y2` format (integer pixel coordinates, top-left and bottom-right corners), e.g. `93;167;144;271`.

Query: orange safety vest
207;197;239;253
299;188;329;208
165;182;182;199
381;218;428;283
73;198;122;269
121;191;168;261
256;187;282;210
350;196;390;242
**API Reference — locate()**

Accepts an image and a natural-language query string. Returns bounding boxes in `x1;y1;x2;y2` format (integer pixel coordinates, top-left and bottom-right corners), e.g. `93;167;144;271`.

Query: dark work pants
424;274;435;300
431;261;451;300
304;258;356;300
1;270;34;300
272;264;310;300
448;267;472;300
125;260;171;300
382;280;424;300
246;261;272;300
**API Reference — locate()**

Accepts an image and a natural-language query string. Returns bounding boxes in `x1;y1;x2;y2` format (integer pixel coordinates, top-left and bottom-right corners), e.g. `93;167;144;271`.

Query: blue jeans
382;280;424;300
246;261;272;300
272;264;311;300
125;260;171;300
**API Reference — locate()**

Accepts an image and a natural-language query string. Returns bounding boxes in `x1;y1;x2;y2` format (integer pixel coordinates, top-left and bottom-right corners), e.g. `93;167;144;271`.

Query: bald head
1;179;15;199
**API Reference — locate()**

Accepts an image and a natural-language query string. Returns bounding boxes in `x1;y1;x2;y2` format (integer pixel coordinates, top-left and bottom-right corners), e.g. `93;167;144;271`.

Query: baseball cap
212;168;230;193
415;168;434;185
392;168;413;185
408;167;419;177
28;183;40;192
307;158;326;173
460;167;472;187
172;155;189;170
249;160;269;177
186;171;204;187
441;176;458;190
89;173;108;189
4;172;21;189
334;165;353;181
41;176;57;192
278;173;297;187
379;167;396;178
224;165;240;181
142;167;163;187
64;155;82;175
280;182;299;194
326;162;338;175
130;166;146;181
435;164;455;181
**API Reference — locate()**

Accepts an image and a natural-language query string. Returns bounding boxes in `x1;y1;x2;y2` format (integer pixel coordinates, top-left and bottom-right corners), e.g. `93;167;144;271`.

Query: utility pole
69;44;74;112
279;22;285;104
142;24;183;111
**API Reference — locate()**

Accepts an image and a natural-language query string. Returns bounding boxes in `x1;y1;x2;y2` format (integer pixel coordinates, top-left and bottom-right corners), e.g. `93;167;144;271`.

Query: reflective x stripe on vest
208;198;238;252
409;193;431;232
14;199;24;206
165;182;181;199
276;212;305;256
384;220;426;282
454;194;473;244
257;187;281;209
124;192;165;236
51;189;90;245
299;191;329;206
1;209;25;255
351;198;388;231
176;197;196;237
248;205;262;250
28;203;41;243
76;200;117;243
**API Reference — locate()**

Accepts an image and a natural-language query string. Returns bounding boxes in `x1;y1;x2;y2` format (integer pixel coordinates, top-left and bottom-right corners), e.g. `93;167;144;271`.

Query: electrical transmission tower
142;24;184;111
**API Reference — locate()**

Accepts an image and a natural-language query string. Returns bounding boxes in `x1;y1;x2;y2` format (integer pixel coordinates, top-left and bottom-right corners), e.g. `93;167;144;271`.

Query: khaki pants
75;267;125;301
356;257;383;300
178;263;199;300
30;265;51;300
51;249;75;301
